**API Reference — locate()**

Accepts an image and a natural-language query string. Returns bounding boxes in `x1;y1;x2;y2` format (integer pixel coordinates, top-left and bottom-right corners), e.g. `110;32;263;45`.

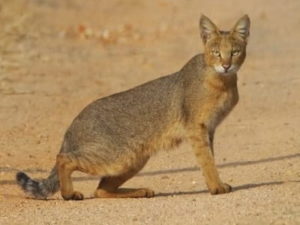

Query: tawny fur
16;15;250;200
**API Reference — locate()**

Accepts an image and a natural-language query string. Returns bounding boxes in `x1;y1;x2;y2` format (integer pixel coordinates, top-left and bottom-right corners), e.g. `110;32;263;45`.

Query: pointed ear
199;15;219;44
232;15;250;41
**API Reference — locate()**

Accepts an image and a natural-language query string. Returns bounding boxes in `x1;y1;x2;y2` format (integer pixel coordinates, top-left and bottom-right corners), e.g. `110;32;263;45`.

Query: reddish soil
0;0;299;224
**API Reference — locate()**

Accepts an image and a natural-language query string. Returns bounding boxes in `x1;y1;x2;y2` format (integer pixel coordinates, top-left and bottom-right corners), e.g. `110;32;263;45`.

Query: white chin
214;65;237;75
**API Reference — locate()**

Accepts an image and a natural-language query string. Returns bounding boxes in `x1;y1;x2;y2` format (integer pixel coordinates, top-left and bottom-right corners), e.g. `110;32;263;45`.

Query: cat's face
200;15;250;75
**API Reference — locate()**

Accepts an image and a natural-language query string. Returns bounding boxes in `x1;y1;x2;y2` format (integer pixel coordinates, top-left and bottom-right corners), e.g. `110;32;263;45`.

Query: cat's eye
232;50;240;56
212;50;221;57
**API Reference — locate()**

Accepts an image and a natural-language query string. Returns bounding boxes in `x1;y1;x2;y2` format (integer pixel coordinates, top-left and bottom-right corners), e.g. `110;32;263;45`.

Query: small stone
84;28;94;38
102;29;110;40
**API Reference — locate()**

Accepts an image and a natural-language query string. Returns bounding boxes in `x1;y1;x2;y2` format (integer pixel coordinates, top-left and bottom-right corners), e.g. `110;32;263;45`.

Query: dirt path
0;0;299;224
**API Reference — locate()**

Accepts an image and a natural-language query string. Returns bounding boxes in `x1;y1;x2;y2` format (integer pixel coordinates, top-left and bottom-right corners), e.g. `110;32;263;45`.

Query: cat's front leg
188;124;231;194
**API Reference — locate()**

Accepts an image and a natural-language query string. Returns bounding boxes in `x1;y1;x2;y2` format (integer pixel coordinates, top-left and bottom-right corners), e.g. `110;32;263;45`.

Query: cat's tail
16;167;59;199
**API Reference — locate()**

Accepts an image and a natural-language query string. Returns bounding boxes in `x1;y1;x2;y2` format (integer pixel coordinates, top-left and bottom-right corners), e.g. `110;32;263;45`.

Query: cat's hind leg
56;153;84;200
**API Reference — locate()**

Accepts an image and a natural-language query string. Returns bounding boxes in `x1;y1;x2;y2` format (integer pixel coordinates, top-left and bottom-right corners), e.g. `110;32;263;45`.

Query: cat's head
200;15;250;75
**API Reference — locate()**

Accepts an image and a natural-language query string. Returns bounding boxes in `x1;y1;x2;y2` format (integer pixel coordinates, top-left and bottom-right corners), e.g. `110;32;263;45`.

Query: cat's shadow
155;180;299;197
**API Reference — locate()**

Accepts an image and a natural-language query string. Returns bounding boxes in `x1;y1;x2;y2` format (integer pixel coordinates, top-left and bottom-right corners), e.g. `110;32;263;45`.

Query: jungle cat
16;15;250;200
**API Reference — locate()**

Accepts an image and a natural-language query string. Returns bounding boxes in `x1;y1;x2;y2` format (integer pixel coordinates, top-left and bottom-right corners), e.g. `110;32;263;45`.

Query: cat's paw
62;191;84;200
209;183;232;195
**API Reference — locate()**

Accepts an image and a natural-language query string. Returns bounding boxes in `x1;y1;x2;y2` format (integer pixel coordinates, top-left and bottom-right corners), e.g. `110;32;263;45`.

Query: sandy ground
0;0;299;224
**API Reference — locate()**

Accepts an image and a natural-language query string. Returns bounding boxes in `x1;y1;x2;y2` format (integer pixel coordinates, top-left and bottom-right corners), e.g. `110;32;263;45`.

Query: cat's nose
222;64;231;70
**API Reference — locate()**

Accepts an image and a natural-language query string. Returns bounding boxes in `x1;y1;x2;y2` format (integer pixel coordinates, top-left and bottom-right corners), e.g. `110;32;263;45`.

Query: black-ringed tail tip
16;170;59;199
16;172;30;186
